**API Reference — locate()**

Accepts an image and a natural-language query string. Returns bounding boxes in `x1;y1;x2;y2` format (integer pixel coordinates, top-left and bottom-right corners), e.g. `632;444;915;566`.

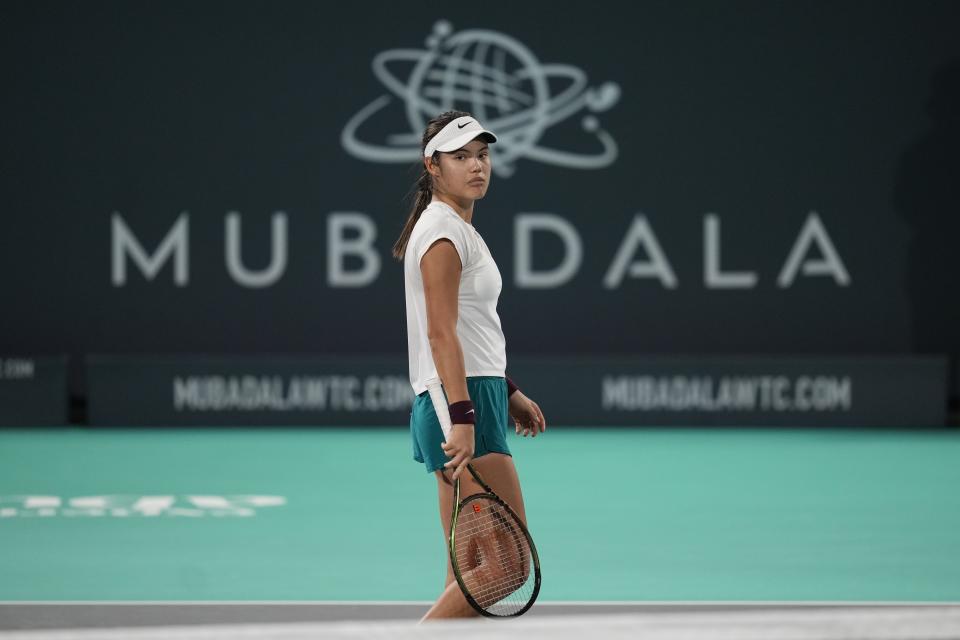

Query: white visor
423;116;497;157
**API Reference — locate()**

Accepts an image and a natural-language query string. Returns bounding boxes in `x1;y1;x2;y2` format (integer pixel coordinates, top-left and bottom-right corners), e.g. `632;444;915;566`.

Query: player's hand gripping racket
425;377;541;618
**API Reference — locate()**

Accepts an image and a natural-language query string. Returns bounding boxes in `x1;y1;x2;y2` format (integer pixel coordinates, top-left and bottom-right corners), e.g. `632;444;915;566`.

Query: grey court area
1;604;960;636
0;603;920;629
1;605;960;640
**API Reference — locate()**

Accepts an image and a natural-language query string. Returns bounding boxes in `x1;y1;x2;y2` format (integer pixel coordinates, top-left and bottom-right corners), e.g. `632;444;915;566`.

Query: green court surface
1;428;959;602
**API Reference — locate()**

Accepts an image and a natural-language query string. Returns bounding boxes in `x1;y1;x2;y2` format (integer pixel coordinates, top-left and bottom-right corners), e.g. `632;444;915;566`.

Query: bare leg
470;453;528;526
434;467;457;589
420;453;528;622
421;467;483;620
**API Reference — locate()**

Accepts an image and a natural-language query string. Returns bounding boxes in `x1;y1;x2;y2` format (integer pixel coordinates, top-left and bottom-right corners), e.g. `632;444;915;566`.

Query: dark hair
392;110;472;260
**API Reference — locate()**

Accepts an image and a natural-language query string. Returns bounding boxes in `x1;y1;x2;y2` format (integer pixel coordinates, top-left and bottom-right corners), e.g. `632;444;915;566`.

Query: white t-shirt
404;200;507;395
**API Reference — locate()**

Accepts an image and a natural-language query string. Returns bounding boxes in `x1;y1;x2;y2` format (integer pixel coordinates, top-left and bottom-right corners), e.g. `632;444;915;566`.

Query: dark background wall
1;1;957;402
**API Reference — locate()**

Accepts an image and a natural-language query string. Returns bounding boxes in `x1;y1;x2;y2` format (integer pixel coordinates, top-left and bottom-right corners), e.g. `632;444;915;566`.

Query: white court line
1;600;957;605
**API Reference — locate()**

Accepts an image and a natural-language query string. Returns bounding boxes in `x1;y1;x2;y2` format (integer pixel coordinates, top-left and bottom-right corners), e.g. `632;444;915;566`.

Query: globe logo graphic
341;20;621;177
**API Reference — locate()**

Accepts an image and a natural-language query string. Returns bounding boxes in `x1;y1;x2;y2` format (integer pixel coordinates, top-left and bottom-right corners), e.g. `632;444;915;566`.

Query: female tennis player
394;111;547;620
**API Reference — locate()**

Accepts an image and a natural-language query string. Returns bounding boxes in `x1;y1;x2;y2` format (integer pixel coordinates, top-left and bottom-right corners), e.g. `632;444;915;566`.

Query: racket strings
454;497;536;615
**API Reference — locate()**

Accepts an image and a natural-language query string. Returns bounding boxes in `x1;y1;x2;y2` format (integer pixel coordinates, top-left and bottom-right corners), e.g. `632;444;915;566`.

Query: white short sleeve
413;211;472;270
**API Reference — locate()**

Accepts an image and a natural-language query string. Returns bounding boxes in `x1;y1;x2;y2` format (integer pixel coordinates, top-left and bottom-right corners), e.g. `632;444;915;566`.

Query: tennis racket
425;377;541;618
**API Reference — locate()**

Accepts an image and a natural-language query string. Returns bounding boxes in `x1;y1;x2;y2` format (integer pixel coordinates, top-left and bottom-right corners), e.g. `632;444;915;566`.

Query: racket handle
425;377;453;442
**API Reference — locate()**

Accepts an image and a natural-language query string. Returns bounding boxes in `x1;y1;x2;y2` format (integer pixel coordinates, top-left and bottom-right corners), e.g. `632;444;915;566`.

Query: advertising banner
3;3;958;405
86;355;946;427
0;356;68;426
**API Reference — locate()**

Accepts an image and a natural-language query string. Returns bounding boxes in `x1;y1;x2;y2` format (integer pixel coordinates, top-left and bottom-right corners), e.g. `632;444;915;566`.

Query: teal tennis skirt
411;376;512;473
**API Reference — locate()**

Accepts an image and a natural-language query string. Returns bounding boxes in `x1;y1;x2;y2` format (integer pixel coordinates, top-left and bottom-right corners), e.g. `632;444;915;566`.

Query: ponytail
392;169;433;260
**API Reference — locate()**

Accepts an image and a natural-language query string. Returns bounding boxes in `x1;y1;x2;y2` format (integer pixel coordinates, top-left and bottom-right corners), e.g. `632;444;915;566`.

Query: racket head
449;490;541;617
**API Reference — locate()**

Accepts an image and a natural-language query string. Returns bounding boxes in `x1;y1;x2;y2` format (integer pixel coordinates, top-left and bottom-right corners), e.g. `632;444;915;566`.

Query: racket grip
425;377;454;442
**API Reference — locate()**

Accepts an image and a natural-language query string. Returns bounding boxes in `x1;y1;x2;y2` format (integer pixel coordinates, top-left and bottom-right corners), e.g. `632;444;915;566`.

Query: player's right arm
421;238;474;478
